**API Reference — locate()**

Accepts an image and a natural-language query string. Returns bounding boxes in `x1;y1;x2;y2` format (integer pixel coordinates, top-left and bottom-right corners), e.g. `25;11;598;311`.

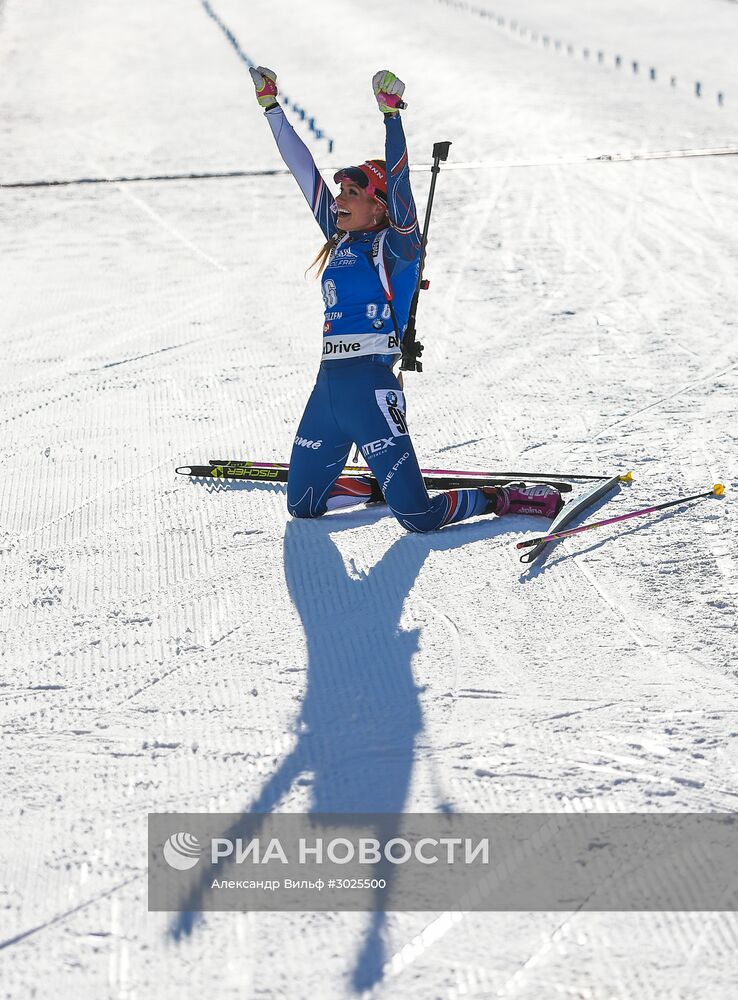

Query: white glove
249;66;279;109
372;70;406;114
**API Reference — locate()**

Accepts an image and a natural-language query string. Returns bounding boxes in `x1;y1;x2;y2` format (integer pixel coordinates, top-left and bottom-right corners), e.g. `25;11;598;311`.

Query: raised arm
383;113;421;262
372;71;421;266
249;66;337;240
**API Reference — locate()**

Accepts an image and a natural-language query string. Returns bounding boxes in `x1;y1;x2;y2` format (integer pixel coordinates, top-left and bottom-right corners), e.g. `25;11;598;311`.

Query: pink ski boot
482;483;563;519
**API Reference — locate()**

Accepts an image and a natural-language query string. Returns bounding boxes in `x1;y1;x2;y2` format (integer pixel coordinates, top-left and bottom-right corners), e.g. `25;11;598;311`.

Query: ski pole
516;484;725;550
400;140;452;373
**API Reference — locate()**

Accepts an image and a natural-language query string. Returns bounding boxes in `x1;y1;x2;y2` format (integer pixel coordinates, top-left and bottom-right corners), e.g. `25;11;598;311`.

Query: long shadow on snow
169;501;509;992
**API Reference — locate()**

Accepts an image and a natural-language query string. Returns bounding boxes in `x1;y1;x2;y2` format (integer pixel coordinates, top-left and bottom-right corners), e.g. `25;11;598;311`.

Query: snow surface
1;0;738;996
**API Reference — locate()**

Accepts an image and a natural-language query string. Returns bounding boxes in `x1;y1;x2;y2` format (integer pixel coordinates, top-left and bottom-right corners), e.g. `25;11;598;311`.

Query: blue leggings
287;358;489;533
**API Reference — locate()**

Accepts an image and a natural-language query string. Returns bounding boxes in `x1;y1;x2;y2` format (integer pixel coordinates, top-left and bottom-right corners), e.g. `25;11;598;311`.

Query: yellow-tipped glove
372;70;406;114
249;66;279;109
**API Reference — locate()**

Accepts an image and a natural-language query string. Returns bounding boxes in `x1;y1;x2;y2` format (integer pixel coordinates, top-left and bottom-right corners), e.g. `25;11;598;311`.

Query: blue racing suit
264;104;489;531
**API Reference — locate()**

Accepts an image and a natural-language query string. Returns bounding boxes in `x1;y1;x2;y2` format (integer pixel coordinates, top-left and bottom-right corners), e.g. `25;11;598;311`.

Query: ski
518;474;623;565
175;463;574;493
208;457;611;485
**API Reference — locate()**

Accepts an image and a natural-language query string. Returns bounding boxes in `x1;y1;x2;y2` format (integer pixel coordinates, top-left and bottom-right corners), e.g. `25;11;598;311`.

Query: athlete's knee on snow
287;504;321;520
388;509;440;534
400;520;436;534
287;500;324;520
286;490;324;520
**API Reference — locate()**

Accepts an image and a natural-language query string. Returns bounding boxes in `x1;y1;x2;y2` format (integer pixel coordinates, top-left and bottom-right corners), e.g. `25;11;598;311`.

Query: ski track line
0;290;222;423
688;159;736;245
3;509;289;726
623;295;700;364
696;439;737;591
5;379;292;546
590;353;738;440
580;164;705;365
383;802;731;997
432;159;589;460
543;162;624;426
65;126;229;273
380;809;596;993
676;907;738;994
569;551;734;694
4;355;298;457
0;762;295;961
0;772;256;951
2;295;297;440
639;158;736;285
643;188;732;300
585;163;651;365
489;913;587;1000
498;163;580;334
86;619;248;727
480;162;612;447
6;333;206;399
626;202;715;304
413;591;464;704
561;164;737;443
0;298;143;348
6;451;189;547
0;873;143;952
438;166;511;335
12;456;178;550
633;201;729;317
1;526;282;722
5;556;256;688
499;164;619;443
626;160;732;281
3;278;229;395
582;159;734;374
569;557;653;653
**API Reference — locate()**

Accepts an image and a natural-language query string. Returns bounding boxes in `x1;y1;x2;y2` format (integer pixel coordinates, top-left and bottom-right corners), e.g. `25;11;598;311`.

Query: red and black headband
333;160;388;205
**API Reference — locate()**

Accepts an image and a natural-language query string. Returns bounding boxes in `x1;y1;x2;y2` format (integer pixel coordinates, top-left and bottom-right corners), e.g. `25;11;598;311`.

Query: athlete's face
335;182;386;232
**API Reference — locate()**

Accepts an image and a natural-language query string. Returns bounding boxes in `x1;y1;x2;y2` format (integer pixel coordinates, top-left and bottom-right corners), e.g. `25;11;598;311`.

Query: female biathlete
250;66;562;532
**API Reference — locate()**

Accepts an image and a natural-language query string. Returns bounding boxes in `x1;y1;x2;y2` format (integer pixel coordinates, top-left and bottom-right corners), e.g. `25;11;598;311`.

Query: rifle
400;140;452;372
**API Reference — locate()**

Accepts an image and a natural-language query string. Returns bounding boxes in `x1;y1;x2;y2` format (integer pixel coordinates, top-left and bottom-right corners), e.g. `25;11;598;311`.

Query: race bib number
322;279;338;309
375;388;408;436
366;303;392;319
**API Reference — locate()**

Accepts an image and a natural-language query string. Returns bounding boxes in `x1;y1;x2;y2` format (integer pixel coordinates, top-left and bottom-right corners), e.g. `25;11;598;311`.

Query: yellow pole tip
620;471;634;483
713;483;725;496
